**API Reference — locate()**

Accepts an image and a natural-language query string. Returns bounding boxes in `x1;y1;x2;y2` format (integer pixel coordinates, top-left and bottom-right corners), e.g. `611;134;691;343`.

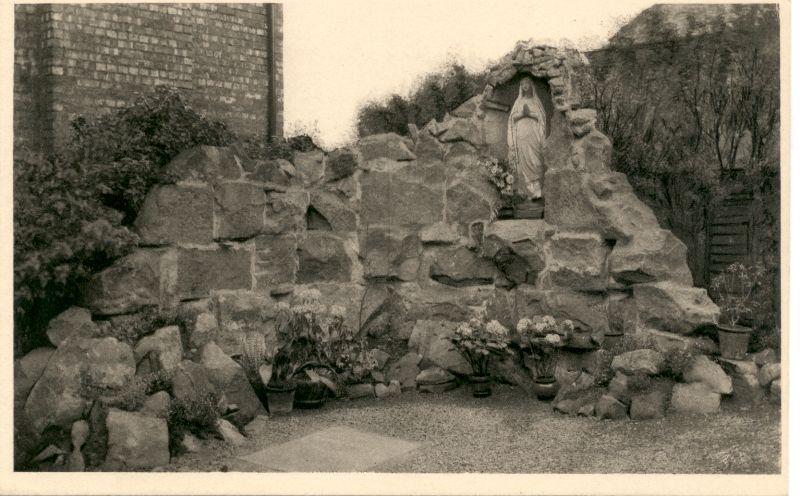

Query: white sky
282;0;655;148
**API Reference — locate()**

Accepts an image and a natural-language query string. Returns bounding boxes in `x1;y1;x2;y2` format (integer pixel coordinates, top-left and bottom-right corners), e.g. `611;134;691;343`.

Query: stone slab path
230;426;420;472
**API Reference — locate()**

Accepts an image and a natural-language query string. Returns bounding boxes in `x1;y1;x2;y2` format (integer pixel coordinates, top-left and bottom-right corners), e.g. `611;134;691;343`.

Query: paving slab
231;426;420;472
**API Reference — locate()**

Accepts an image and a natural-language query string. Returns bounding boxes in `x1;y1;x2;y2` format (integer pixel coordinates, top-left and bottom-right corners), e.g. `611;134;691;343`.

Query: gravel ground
167;384;781;474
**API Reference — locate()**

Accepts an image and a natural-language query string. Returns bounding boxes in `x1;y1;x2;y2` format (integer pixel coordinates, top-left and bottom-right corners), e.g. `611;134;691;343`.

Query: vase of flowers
517;315;573;400
449;318;512;398
478;156;515;219
710;262;766;359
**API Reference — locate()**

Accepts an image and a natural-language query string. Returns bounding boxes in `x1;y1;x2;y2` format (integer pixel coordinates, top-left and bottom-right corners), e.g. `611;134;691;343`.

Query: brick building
14;3;283;153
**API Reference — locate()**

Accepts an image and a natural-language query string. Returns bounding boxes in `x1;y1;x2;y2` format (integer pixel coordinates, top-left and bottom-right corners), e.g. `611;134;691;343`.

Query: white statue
507;77;546;199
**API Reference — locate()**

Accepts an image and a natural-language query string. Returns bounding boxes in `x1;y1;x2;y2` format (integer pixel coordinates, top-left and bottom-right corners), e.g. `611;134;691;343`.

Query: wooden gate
706;190;754;280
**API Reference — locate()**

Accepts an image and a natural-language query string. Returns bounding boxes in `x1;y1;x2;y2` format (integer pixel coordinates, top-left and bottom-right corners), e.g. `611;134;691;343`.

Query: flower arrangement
449;317;512;377
478;156;515;198
709;262;767;328
517;315;574;379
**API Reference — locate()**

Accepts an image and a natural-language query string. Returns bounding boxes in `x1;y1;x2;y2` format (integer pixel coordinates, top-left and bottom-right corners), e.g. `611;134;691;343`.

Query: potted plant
276;292;364;410
449;318;512;397
517;315;573;400
709;262;767;359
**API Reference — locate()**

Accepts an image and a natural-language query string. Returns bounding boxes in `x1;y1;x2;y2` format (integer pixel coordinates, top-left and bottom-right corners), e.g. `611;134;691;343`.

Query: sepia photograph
5;0;790;493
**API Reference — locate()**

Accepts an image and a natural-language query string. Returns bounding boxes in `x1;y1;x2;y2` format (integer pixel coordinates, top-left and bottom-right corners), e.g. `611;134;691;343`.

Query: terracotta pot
293;380;327;409
533;376;559;401
717;324;752;359
469;375;492;398
266;383;297;415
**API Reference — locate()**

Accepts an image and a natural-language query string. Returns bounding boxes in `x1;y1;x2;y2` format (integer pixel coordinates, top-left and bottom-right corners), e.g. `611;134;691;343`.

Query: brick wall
14;3;283;152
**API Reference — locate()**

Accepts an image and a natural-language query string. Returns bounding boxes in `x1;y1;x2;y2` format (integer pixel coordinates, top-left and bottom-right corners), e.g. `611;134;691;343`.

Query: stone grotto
15;40;780;471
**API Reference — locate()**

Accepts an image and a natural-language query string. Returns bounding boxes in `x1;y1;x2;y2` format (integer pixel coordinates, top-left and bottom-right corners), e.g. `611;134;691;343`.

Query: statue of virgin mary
507;77;546;199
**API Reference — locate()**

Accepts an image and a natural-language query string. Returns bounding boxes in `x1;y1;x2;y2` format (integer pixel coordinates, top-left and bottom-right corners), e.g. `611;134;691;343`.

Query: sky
282;0;655;148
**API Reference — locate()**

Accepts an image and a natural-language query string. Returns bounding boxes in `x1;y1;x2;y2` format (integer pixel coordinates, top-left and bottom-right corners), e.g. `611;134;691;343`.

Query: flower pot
293;379;327;409
469;375;492;398
266;384;297;415
533;376;559;401
717;324;752;359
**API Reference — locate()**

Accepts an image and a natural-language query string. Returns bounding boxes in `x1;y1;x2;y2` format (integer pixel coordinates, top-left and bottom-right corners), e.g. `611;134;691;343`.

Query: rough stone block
297;232;353;283
135;184;214;245
162;145;242;183
104;409;169;470
540;231;609;291
254;235;298;289
214;182;267;240
633;282;720;335
83;250;165;316
176;246;252;300
360;227;421;282
670;382;721;415
359;168;444;227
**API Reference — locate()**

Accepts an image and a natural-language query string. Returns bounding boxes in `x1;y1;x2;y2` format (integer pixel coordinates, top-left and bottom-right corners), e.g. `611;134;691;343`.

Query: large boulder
595;394;628;420
609;229;693;286
14;347;55;406
360;227;421;282
254;234;298;291
428;246;498;287
134;184;214;245
683;355;733;394
543;169;660;240
213;182;267;240
670;382;721;414
325;148;358;182
83;250;163;316
171;360;217;402
633;282;719;334
408;320;471;376
134;326;183;373
539;232;609;291
758;363;781;387
263;191;308;235
199;342;265;425
24;338;135;436
308;190;358;232
293;150;325;186
629;390;667;420
46;307;97;347
611;349;665;376
359;165;444;227
445;175;497;225
104;409;169;470
162;145;243;184
358;133;416;162
175;246;252;300
482;220;553;285
297;231;353;283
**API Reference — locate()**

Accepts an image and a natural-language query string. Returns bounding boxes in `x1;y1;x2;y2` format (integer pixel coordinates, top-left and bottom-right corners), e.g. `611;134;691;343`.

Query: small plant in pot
479;156;516;219
517;315;573;400
709;262;766;359
273;291;350;410
449;317;512;398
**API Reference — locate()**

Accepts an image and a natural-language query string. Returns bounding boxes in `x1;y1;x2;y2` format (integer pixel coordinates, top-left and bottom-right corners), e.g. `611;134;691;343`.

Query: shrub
65;86;234;223
13;150;139;354
356;61;486;137
14;86;234;356
167;392;221;456
661;347;697;381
